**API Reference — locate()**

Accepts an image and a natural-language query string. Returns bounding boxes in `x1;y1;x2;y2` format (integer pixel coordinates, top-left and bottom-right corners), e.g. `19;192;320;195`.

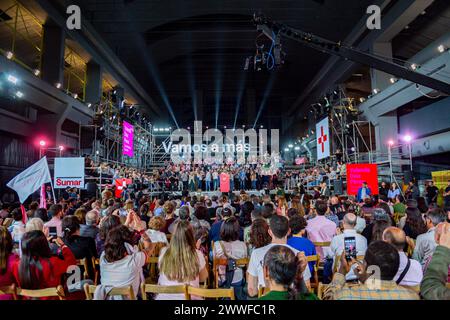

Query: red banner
219;172;230;193
346;164;378;195
115;178;132;198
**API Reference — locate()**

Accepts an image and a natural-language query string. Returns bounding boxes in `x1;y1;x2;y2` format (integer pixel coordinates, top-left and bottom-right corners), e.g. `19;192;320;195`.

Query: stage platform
143;189;300;198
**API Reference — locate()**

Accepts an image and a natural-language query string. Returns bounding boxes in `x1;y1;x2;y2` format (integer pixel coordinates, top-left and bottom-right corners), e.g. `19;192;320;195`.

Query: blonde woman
156;220;208;300
276;196;288;216
290;195;306;217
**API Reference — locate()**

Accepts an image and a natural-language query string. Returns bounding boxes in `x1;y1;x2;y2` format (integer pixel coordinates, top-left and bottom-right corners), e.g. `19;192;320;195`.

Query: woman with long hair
248;218;272;256
403;207;427;239
12;230;77;297
388;182;400;201
276;196;288;216
95;215;121;255
100;225;153;299
213;217;248;298
290;196;305;217
259;245;317;300
156;220;208;300
0;226;18;300
62;216;97;261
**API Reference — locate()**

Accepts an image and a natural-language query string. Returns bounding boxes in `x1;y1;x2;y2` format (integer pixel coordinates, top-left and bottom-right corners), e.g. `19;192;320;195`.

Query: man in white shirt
328;213;367;260
413;208;446;265
247;215;311;297
383;227;423;287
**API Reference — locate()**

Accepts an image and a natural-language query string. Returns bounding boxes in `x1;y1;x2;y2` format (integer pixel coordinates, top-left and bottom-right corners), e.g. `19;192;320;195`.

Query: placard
346;163;378;195
54;157;85;189
123;121;134;157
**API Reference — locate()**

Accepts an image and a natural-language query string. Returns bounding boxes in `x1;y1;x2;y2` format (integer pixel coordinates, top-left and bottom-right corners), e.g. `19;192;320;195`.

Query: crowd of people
1;163;450;300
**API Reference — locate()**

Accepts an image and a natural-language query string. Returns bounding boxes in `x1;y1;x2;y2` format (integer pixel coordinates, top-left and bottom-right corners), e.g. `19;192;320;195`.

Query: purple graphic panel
122;121;134;157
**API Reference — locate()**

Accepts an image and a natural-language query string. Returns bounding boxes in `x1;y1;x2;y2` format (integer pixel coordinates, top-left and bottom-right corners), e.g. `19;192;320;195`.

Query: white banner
316;117;330;160
7;156;51;203
54;157;85;189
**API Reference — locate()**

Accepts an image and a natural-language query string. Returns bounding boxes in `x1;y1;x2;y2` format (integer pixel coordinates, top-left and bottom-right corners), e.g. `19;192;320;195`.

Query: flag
115;178;132;198
219;172;230;193
20;204;27;224
39;184;46;209
316;117;330;160
7;156;51;203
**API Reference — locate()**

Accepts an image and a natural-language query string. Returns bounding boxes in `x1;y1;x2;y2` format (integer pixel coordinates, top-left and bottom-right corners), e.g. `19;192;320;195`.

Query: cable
266;31;276;70
414;84;443;99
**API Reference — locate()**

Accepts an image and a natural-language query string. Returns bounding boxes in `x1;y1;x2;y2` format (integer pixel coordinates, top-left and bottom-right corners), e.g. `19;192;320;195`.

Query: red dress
12;246;77;300
0;253;19;300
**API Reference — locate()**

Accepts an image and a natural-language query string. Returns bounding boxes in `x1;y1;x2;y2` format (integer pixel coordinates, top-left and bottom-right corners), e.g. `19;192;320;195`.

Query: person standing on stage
213;170;219;191
205;170;212;192
357;182;372;203
426;181;439;205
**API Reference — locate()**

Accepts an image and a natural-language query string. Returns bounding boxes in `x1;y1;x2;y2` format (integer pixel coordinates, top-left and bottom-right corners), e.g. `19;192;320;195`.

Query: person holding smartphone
328;213;368;280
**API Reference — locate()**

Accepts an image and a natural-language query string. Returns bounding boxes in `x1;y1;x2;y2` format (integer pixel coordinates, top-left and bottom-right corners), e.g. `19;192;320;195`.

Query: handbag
218;241;237;288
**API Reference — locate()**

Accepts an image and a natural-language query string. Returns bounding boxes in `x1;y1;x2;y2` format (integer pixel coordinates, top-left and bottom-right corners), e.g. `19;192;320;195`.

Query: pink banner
122;121;134;157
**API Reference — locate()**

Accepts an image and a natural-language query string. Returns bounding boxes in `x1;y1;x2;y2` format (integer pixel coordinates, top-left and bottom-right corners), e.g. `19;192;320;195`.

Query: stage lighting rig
252;13;450;95
244;14;285;72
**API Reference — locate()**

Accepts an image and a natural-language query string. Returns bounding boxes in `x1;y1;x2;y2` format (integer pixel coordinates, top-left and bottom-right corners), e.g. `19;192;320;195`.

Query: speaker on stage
333;179;343;195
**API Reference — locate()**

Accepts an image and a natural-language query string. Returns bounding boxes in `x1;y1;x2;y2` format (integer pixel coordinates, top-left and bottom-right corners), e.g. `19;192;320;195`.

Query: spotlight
373;88;379;94
388;140;394;146
7;75;18;85
15;91;23;98
390;77;397;84
288;144;293;148
165;128;170;132
34;69;40;76
73;93;78;99
154;128;159;132
260;125;263;128
224;126;227;129
294;146;300;150
5;51;13;59
55;82;62;89
438;44;446;53
96;150;99;155
284;148;289;152
403;134;412;143
242;125;245;128
206;126;209;129
87;103;92;107
311;130;315;134
350;147;356;152
39;140;46;147
187;127;190;130
410;63;417;70
359;97;365;103
58;145;64;151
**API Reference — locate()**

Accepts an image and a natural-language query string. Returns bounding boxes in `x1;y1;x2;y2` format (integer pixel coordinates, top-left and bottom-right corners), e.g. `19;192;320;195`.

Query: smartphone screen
48;226;57;237
344;236;357;260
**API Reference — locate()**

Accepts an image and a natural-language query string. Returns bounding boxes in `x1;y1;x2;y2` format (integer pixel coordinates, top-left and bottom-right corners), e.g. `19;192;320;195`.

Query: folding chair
83;284;136;300
140;284;188;300
258;286;270;298
306;254;320;293
186;286;235;300
212;257;249;288
16;285;65;300
0;284;17;300
317;282;328;300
